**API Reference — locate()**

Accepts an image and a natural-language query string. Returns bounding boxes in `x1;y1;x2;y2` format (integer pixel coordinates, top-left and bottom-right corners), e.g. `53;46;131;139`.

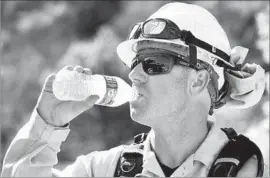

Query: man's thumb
36;73;56;106
43;74;56;93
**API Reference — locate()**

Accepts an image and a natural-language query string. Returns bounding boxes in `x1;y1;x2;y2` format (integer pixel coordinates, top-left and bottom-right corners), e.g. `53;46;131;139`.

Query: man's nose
129;63;148;84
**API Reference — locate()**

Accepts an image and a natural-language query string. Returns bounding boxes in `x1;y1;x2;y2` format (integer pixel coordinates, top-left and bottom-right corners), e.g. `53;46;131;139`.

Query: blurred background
1;0;269;171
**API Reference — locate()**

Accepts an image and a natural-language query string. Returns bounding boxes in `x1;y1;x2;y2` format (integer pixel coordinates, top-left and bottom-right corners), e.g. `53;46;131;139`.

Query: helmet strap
188;44;216;115
188;44;198;66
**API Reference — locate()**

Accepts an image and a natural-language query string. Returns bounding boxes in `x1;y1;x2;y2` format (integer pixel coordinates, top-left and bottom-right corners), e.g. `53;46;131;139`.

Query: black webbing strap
188;44;198;67
115;130;264;177
188;44;217;115
114;150;144;177
208;128;264;177
180;30;230;63
114;134;146;177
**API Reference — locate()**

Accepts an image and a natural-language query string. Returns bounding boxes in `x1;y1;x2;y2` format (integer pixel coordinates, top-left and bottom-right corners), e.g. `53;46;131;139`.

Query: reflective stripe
214;158;240;166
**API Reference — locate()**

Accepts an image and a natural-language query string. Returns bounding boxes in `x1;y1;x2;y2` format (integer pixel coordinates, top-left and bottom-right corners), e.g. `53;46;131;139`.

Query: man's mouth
131;87;144;102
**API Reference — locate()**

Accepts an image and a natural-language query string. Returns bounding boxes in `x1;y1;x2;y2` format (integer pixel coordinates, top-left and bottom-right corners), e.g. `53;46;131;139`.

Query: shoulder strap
114;133;147;177
115;129;264;177
208;128;264;177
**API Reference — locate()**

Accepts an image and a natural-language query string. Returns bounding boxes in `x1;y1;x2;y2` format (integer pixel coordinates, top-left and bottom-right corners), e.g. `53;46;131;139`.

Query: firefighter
2;2;267;177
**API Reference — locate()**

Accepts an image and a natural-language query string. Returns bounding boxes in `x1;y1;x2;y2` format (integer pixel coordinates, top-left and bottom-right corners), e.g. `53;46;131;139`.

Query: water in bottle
52;69;133;107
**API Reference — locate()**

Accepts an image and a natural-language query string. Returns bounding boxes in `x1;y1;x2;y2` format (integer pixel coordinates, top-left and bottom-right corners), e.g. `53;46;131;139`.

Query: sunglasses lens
131;56;173;75
143;57;171;74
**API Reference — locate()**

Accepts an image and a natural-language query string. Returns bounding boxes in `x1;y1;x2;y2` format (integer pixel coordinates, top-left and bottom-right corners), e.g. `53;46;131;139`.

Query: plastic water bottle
52;69;132;107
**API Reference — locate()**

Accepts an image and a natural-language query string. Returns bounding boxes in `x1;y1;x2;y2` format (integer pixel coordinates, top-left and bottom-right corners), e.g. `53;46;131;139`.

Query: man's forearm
1;108;70;177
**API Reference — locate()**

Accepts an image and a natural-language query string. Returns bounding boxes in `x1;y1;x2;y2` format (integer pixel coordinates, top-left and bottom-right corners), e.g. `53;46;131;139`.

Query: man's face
128;60;192;127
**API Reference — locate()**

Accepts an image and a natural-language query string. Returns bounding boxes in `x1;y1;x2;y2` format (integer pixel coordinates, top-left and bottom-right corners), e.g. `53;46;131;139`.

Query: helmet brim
116;38;187;68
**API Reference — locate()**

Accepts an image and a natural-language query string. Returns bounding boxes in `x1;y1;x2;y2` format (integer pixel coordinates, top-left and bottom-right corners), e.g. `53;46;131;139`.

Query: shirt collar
142;121;230;171
193;121;229;170
142;130;165;176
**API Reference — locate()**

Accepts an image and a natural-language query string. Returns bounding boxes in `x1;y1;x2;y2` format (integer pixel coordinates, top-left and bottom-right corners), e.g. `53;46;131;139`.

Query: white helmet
117;2;266;113
117;2;233;87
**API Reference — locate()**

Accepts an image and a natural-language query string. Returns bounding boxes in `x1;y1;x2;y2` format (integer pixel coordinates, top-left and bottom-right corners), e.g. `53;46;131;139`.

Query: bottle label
98;76;118;106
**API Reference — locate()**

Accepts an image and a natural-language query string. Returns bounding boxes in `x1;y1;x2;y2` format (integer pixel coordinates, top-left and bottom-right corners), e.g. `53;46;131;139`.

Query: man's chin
130;107;151;127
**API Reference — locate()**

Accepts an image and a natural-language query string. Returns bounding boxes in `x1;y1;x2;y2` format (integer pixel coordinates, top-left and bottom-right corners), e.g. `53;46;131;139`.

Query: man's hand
36;65;100;127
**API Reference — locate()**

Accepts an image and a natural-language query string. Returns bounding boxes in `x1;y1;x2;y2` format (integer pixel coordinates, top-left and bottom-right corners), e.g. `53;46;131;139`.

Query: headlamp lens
143;20;166;35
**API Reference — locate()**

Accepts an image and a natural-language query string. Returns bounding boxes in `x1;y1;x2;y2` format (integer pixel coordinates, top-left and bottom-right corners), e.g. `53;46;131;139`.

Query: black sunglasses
131;51;206;75
131;49;217;75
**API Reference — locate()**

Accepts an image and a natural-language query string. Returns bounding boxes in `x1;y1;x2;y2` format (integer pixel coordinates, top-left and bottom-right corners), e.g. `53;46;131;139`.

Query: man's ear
190;70;210;95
